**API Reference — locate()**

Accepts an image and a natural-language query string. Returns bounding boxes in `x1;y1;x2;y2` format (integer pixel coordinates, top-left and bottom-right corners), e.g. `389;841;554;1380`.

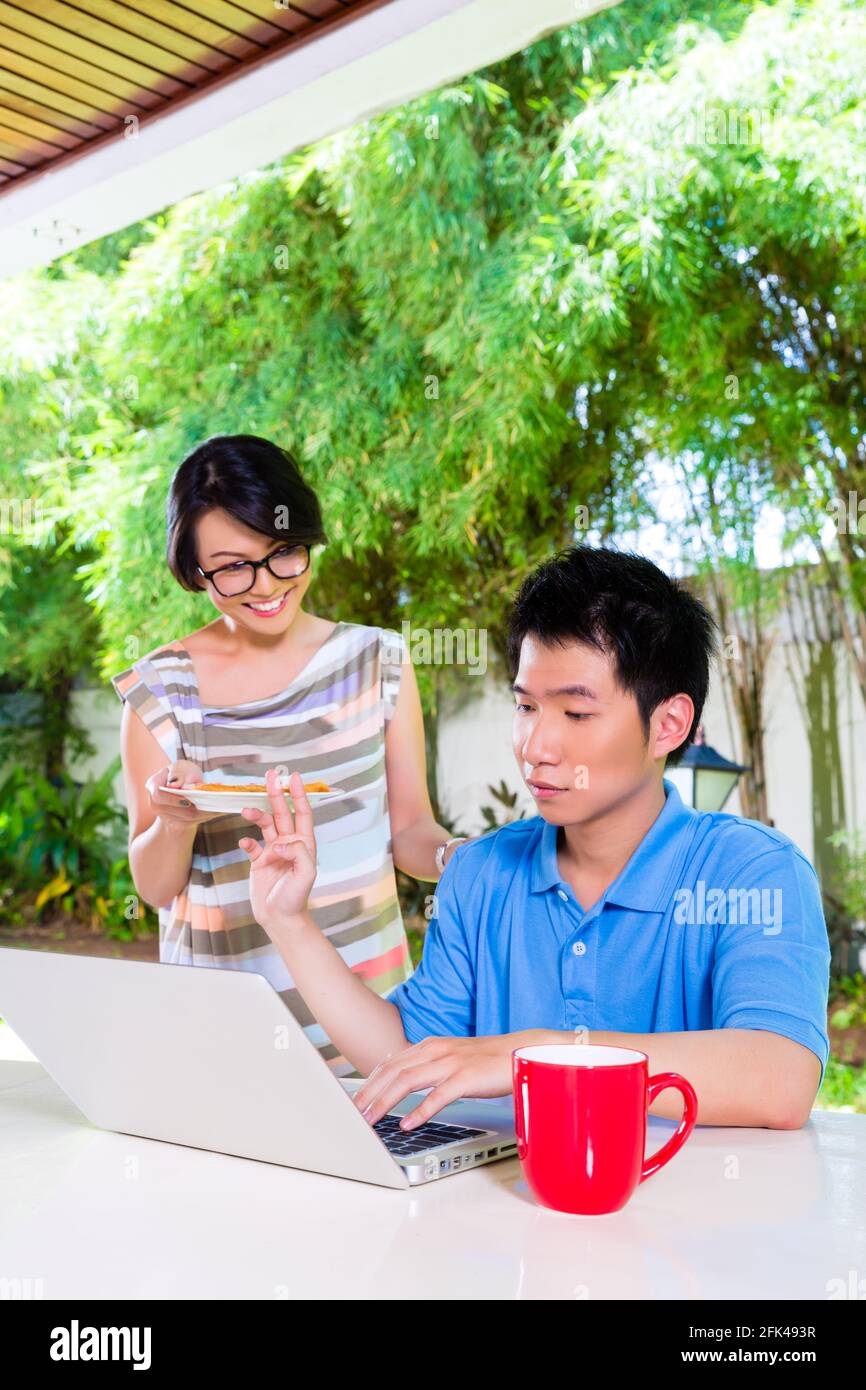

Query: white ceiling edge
0;0;620;280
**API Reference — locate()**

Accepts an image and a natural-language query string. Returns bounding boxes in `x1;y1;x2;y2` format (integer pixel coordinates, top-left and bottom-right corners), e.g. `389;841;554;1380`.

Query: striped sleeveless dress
111;620;413;1076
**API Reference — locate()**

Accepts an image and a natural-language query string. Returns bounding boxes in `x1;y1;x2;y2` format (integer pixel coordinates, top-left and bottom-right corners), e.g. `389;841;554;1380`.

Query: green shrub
0;760;152;939
815;1056;866;1114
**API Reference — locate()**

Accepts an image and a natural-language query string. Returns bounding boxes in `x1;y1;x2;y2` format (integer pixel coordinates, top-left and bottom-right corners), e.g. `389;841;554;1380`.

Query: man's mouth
527;779;568;799
242;590;292;618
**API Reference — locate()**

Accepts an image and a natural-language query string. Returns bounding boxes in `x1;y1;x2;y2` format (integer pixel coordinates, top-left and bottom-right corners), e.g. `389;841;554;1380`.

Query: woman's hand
238;769;318;933
145;760;222;828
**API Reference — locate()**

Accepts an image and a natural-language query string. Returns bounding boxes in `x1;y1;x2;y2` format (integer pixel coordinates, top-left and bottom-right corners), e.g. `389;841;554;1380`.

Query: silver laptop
0;947;517;1188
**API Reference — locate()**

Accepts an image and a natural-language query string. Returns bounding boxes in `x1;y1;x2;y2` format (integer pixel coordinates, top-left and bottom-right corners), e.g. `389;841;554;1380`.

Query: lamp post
667;726;750;814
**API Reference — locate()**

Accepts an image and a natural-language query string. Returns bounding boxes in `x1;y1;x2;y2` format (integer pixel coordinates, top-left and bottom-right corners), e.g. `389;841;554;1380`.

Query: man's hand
352;1031;552;1130
238;769;317;933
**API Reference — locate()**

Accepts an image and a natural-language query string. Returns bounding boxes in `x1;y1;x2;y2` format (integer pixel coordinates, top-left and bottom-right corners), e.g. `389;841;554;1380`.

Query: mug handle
640;1071;699;1183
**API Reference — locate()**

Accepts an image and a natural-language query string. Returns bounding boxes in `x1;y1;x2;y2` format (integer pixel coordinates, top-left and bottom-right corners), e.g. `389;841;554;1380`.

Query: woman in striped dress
112;435;465;1076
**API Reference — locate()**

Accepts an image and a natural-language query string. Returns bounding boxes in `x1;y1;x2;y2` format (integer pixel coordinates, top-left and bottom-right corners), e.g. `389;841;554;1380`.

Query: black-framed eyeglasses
197;543;311;597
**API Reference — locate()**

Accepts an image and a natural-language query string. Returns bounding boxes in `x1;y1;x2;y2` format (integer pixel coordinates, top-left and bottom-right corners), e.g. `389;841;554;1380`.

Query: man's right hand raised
237;768;318;933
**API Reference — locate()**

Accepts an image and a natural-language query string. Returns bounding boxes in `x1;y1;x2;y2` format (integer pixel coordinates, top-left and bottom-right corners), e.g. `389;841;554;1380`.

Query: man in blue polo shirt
240;547;831;1130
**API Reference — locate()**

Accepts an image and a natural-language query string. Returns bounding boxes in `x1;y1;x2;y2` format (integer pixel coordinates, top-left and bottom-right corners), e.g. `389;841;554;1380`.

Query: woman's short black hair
166;434;327;591
506;546;717;765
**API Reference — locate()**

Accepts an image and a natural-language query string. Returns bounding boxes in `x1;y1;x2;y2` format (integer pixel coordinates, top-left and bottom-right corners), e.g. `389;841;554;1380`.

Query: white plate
159;785;345;814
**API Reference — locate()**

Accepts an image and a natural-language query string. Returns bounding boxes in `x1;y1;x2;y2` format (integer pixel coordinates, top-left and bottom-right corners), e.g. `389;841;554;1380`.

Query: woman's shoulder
110;637;189;724
112;638;175;685
329;619;402;651
112;626;207;697
331;618;389;636
133;640;185;667
171;618;226;660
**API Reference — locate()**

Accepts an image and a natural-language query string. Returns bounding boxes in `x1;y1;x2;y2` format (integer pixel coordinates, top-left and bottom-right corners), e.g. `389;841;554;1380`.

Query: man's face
511;634;682;825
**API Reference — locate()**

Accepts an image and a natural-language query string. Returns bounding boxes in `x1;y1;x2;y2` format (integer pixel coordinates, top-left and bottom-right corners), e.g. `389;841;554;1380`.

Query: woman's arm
384;655;467;881
120;702;217;910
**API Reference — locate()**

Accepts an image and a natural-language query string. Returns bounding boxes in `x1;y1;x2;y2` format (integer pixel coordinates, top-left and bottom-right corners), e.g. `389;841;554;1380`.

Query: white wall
67;687;128;805
699;640;866;857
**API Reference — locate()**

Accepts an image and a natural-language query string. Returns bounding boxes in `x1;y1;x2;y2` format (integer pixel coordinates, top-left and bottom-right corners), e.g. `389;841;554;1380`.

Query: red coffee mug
512;1043;698;1216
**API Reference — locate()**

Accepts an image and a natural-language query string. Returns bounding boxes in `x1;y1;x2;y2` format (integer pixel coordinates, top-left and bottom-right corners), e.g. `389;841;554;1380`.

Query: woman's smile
242;588;293;618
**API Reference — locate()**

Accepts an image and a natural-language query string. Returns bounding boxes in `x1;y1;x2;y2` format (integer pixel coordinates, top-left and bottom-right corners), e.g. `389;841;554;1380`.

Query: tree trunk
703;571;771;824
782;565;848;929
40;673;74;782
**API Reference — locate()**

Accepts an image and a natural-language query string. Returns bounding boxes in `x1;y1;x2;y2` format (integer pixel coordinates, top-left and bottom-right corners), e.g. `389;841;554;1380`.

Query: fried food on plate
193;780;333;793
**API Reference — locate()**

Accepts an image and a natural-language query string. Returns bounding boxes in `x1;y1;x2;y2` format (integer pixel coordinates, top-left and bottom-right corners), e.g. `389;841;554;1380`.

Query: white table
1;1037;864;1301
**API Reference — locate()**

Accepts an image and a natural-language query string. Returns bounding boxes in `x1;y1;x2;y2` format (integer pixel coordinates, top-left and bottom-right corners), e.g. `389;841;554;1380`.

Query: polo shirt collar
529;778;697;913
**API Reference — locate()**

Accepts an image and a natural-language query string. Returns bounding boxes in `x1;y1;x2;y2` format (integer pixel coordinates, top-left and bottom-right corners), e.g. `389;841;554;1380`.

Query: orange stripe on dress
188;902;226;933
169;893;225;935
350;939;410;980
307;711;381;757
172;891;189;921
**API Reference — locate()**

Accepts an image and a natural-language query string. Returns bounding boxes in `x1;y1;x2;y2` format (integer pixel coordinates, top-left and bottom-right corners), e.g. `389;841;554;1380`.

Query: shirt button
572;941;587;957
558;889;568;902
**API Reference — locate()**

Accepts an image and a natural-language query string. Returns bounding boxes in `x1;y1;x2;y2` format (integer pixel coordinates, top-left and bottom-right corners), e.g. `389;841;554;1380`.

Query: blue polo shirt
387;780;831;1083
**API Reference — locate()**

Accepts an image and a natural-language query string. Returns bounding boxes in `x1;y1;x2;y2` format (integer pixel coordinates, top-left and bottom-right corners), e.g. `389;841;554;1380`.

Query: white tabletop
1;1034;864;1301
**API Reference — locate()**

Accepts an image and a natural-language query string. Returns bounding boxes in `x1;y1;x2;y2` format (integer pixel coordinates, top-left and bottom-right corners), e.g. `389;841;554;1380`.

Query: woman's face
194;508;313;635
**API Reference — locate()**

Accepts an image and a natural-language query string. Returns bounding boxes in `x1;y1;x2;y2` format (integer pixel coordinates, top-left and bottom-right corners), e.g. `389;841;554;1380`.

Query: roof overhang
0;0;620;281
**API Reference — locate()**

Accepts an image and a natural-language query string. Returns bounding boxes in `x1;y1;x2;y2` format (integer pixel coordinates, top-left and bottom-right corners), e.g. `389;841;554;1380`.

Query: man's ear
651;694;695;761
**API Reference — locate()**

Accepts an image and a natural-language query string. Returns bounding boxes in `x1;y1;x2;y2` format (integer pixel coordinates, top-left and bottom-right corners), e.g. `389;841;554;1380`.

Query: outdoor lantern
668;726;750;814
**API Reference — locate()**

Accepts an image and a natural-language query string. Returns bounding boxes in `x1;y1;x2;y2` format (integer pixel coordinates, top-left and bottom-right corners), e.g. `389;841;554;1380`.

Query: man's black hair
506;546;717;765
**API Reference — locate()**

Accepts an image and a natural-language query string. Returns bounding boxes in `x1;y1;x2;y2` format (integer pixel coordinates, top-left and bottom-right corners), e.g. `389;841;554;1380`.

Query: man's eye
566;712;591;720
515;702;533;713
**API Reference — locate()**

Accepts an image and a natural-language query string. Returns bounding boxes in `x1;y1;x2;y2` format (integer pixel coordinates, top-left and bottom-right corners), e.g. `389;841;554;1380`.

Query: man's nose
520;714;560;769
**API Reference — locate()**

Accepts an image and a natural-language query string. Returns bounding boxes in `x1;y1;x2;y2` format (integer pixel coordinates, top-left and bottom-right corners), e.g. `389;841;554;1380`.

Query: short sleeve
380;626;406;724
711;846;831;1086
386;844;476;1043
111;656;184;765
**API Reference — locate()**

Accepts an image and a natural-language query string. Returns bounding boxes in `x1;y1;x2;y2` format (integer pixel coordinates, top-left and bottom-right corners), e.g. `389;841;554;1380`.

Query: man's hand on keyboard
352;1030;557;1129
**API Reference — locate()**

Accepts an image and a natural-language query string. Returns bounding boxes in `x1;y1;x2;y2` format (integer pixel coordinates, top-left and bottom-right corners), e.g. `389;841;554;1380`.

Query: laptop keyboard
373;1113;487;1159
